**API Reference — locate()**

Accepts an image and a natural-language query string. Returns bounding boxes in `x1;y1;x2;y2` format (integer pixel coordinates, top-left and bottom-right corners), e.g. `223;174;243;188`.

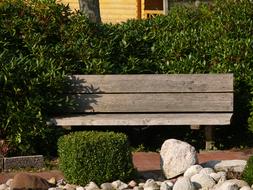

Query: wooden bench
50;74;233;150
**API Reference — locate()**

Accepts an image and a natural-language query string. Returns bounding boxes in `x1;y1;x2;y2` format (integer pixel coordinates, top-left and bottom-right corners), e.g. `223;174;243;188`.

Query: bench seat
50;74;234;150
51;113;232;126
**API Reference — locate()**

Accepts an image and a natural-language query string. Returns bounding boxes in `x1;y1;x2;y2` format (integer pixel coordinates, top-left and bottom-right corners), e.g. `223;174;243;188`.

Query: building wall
58;0;153;24
100;0;137;23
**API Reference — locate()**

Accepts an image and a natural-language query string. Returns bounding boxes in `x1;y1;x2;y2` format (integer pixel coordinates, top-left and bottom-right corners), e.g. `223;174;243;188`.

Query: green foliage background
0;0;253;155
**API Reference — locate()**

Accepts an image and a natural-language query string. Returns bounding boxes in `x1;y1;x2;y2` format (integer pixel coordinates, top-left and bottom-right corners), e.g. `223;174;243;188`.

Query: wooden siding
57;0;168;23
100;0;137;23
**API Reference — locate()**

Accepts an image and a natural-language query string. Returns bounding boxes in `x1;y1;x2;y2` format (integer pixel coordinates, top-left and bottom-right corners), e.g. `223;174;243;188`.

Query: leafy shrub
242;156;253;185
0;0;75;155
58;131;135;185
0;52;73;156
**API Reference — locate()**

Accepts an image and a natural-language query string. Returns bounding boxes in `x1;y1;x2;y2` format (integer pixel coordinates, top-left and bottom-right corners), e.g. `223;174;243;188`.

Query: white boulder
160;139;198;179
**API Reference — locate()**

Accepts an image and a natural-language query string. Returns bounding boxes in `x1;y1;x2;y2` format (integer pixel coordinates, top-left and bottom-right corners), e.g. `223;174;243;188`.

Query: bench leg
204;126;215;150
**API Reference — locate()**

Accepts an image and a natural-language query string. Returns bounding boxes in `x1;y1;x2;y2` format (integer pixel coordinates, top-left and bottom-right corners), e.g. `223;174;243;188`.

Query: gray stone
101;183;113;190
4;155;44;171
10;172;54;190
48;177;57;185
5;179;13;187
210;172;223;182
184;165;203;178
48;188;63;190
76;186;85;190
85;182;100;190
143;179;160;190
139;183;145;188
128;180;137;188
172;177;195;190
217;172;227;184
191;173;215;189
57;179;66;186
0;184;8;190
63;184;76;190
202;160;246;173
112;180;128;190
214;181;239;190
133;187;144;190
199;168;214;175
160;181;173;190
224;180;249;188
160;139;198;179
240;187;252;190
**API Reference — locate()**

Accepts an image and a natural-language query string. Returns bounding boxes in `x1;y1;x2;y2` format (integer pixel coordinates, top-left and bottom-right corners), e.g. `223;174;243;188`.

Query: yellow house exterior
59;0;168;23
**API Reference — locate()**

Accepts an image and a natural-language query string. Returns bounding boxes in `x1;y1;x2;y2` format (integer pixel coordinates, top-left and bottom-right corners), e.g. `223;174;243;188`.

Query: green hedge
0;0;75;155
58;131;135;185
243;155;253;185
1;0;253;155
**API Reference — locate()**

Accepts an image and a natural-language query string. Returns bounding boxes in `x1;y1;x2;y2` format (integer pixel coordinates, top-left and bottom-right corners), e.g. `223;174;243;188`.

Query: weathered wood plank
71;93;233;113
68;74;233;93
51;113;233;126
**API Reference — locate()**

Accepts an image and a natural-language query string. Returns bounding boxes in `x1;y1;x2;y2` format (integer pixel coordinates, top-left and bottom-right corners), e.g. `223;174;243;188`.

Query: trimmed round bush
58;131;135;185
242;156;253;185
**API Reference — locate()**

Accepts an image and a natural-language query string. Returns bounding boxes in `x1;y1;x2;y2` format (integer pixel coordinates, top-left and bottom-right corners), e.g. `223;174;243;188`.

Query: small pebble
101;182;113;190
128;180;137;188
76;186;85;190
5;179;13;187
0;184;8;190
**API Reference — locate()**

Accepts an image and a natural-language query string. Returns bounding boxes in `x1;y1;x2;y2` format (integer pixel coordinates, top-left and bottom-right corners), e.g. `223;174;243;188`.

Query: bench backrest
67;74;233;114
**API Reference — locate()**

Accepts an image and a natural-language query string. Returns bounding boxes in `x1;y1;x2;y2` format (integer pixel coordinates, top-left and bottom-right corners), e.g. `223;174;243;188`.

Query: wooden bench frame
50;74;233;150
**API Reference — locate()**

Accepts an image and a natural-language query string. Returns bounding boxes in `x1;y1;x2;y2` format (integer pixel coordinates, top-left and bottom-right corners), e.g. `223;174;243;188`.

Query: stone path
0;149;252;184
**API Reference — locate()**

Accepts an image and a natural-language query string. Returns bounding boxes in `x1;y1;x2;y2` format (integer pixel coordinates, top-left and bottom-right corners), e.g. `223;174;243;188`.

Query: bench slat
71;93;233;113
51;113;233;126
69;74;233;93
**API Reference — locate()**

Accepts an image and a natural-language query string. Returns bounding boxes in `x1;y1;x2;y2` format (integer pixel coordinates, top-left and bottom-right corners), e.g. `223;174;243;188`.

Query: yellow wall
100;0;137;23
58;0;159;23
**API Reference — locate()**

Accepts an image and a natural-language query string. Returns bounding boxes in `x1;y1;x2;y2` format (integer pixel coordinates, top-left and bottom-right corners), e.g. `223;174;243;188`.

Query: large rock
10;172;54;190
160;139;198;179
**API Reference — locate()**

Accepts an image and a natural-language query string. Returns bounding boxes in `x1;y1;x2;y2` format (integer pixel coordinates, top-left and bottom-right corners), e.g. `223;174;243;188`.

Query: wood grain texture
71;93;233;113
68;74;233;93
51;113;233;126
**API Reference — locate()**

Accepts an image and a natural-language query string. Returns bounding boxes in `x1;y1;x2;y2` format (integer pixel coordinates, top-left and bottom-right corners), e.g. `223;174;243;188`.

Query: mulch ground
1;149;253;184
